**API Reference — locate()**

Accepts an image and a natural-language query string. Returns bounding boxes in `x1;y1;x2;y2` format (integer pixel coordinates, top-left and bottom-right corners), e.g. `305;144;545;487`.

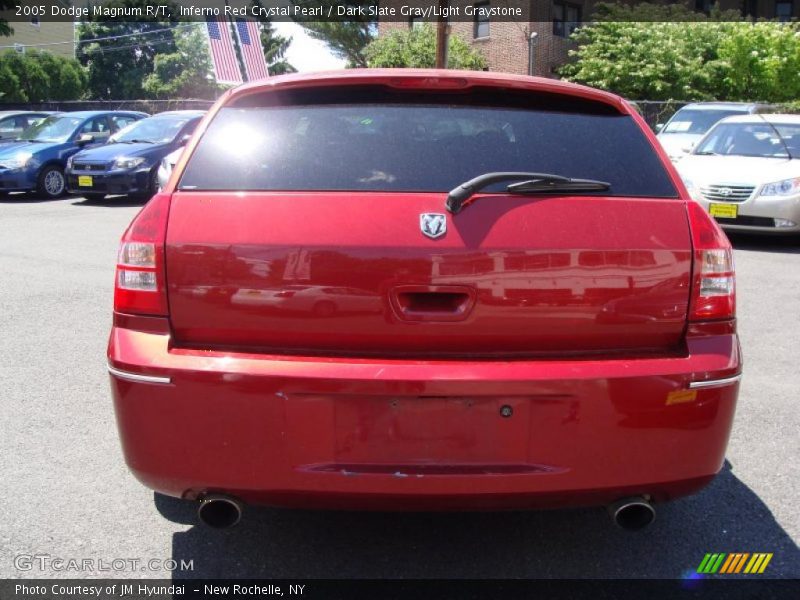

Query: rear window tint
180;88;677;198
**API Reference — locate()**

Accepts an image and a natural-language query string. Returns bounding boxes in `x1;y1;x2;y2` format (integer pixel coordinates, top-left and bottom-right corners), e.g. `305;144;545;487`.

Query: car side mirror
77;133;95;145
179;134;192;146
655;123;664;132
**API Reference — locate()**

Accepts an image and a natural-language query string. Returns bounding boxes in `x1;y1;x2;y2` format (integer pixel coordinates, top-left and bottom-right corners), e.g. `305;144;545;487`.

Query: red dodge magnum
108;70;741;529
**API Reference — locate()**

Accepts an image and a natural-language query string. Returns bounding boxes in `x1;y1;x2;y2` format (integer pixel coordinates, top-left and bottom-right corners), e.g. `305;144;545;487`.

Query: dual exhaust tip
608;496;656;531
196;494;655;530
197;495;243;529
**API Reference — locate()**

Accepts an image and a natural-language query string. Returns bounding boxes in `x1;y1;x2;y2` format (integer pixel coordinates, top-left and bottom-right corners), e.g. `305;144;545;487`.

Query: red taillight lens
113;193;171;316
687;202;735;321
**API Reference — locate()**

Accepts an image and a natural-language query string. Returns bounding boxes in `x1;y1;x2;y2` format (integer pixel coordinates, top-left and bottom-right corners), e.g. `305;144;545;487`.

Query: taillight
113;193;171;316
687;201;735;321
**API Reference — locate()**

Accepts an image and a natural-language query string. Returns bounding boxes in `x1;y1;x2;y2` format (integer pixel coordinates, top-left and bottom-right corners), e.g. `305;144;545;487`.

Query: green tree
291;2;374;68
143;25;224;99
364;24;487;70
0;49;86;102
77;0;182;99
560;2;800;102
1;0;14;37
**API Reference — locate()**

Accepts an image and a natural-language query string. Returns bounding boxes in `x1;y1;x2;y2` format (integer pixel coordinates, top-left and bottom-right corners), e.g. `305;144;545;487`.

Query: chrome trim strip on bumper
107;364;172;385
689;374;742;389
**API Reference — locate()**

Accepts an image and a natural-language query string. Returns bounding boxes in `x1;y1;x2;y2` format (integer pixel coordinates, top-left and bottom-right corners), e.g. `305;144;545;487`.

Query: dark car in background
0;111;146;198
66;111;205;201
0;111;55;144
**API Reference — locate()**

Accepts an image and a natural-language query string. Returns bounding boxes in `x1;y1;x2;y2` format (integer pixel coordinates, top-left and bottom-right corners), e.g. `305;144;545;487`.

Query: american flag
234;19;270;81
205;18;242;84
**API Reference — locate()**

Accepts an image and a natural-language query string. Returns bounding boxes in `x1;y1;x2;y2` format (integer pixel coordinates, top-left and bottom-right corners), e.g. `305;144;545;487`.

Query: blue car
66;111;206;201
0;111;147;199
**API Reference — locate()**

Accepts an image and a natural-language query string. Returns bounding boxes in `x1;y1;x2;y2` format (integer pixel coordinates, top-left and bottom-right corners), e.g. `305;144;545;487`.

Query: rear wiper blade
446;172;610;214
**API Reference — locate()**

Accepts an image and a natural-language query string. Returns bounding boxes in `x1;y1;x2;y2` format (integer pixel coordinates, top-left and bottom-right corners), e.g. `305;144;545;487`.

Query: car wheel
36;165;66;199
83;193;106;202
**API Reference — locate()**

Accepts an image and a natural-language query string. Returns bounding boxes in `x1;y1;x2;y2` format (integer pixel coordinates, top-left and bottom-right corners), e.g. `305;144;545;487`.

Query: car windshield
19;116;83;142
112;116;192;144
662;109;747;135
180;95;677;197
694;122;800;158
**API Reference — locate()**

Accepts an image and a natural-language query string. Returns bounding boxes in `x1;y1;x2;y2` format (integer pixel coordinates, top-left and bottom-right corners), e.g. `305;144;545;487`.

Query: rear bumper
108;318;741;510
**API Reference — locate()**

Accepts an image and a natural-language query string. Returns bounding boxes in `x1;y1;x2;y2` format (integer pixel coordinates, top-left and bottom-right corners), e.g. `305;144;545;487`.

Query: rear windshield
180;89;677;197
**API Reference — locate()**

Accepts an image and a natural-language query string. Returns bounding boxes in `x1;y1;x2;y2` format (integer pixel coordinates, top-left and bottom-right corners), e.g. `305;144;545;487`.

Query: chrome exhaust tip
608;497;656;531
197;495;243;529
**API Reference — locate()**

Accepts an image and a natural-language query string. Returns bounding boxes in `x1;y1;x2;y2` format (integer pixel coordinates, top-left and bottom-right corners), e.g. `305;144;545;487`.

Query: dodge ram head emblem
420;213;446;239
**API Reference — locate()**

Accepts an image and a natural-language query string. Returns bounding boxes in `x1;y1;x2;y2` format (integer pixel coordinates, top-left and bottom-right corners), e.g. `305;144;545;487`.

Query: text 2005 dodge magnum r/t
108;70;741;530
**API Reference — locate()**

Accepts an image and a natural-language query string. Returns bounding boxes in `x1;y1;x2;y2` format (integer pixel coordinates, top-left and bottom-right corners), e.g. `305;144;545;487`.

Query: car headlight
760;177;800;197
2;152;33;169
113;156;146;170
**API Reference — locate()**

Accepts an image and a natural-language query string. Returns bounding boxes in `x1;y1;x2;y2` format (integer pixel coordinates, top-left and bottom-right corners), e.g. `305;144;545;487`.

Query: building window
745;0;758;17
776;0;793;21
30;17;40;28
473;2;490;39
14;43;25;55
553;2;581;38
409;16;424;30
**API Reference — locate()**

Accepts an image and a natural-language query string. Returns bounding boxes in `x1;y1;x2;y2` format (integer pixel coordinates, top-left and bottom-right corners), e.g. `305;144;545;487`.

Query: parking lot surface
1;195;798;579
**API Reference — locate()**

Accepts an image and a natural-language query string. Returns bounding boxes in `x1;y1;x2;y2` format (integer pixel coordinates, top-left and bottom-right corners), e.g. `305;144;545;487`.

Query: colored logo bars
697;553;773;574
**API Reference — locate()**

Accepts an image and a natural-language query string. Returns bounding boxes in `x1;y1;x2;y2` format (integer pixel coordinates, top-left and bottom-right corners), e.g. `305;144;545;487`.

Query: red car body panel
166;192;692;356
110;320;739;509
108;69;741;511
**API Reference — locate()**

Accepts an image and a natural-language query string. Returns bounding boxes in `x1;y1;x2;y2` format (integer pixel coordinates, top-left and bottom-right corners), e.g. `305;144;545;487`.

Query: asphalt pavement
0;194;798;579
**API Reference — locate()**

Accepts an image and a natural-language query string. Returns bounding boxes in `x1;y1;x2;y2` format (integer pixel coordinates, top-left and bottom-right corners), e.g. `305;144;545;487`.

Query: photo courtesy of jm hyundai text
107;69;741;531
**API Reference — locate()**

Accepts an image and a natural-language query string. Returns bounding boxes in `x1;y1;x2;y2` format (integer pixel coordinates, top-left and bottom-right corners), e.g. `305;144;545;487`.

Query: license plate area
286;395;531;468
709;203;738;219
78;175;93;187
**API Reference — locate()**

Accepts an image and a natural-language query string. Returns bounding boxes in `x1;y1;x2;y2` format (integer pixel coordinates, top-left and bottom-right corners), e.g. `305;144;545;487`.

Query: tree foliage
290;2;375;68
143;25;223;99
77;0;182;99
0;49;87;102
560;2;800;102
1;0;14;37
364;24;487;70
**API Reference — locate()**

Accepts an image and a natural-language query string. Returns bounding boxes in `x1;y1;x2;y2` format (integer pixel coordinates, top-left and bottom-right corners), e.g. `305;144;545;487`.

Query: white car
677;114;800;234
157;147;183;191
657;102;770;161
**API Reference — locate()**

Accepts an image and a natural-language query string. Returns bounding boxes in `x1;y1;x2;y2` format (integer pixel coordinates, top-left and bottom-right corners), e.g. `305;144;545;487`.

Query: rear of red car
108;70;740;526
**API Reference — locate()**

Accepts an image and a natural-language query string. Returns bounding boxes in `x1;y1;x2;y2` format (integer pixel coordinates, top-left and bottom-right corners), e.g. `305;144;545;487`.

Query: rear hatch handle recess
446;172;611;214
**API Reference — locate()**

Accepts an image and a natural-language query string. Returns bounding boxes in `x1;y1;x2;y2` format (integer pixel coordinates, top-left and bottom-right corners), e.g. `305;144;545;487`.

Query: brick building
378;0;800;77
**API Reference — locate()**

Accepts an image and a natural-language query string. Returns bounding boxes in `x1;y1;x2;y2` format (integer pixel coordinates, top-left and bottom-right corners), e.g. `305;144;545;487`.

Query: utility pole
435;0;449;69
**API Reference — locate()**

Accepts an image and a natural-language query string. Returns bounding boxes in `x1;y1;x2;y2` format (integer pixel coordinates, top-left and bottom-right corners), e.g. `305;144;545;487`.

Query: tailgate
165;192;691;357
